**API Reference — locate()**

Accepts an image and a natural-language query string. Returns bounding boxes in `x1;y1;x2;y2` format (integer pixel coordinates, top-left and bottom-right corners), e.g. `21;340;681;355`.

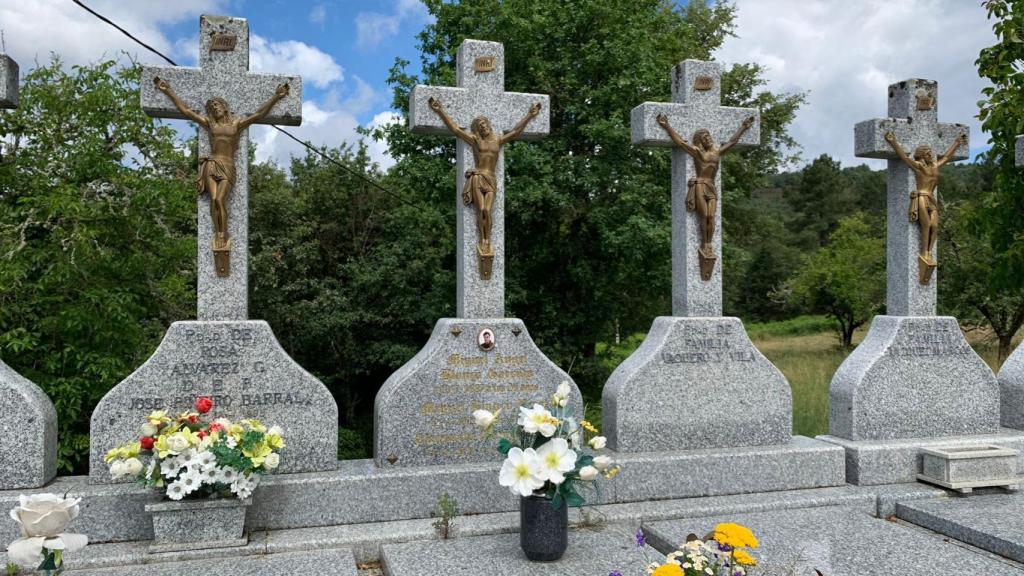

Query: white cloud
309;4;327;28
355;0;429;50
716;0;994;168
250;35;343;88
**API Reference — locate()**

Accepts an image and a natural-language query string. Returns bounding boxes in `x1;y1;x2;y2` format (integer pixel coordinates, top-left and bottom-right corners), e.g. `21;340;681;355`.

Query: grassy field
749;316;1019;438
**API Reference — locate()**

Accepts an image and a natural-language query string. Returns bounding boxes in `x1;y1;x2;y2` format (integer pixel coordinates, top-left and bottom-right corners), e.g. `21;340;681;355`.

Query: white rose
588;436;607;450
140;423;158;437
264;453;280;470
108;460;127;479
579;465;599;481
6;494;88;568
556;381;571;399
165;432;190;454
268;425;284;437
473;409;496;429
593;455;613;471
124;458;143;476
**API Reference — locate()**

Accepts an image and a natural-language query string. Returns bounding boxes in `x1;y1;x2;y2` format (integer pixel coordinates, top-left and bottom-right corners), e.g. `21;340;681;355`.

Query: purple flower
609;572;622;576
635;528;647;548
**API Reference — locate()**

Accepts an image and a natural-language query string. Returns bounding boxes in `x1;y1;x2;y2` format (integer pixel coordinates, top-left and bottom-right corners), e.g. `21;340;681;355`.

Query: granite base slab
63;548;357;575
897;492;1024;563
817;429;1024;485
644;505;1021;575
1;437;843;548
381;527;655;576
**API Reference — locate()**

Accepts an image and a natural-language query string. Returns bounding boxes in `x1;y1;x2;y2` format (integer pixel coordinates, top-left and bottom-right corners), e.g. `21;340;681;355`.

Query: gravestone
998;135;1024;429
818;78;1020;485
602;60;792;452
374;39;582;468
89;16;337;482
0;55;58;490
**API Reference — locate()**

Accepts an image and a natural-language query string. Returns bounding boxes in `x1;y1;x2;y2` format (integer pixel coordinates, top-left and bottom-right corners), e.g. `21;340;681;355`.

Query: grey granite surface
1000;343;1024;429
409;40;549;319
898;492;1024;563
146;497;251;552
140;15;302;321
646;505;1021;575
0;359;58;489
374;318;580;467
63;548;357;575
603;316;791;452
631;60;760;317
89;320;338;481
818;429;1024;486
0;54;18;108
1017;135;1023;167
382;526;654;576
829;315;999;440
854;78;969;316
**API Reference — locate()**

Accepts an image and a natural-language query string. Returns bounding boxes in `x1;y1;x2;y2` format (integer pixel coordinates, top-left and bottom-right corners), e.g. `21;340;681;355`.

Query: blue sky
0;1;999;170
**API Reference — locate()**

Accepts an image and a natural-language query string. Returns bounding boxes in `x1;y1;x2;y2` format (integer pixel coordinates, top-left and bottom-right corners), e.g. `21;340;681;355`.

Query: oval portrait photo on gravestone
478;328;496;351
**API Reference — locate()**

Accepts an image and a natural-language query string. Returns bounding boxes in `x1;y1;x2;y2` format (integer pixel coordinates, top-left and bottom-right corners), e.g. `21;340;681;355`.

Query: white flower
498;447;545;497
535;438;577;485
219;467;239;484
160;457;182;479
225;436;238;449
124;458;143;477
165;432;190;454
178;469;203;494
166;481;187;501
473;409;497;429
592;455;613;471
177;448;197;468
108;459;127;480
199;466;220;483
195;451;217;471
588;436;607;450
518;404;558;437
140;423;158;437
145;458;157;478
579;465;599;481
231;475;255;499
268;425;284;437
264;453;280;470
6;494;88;568
553;381;571;407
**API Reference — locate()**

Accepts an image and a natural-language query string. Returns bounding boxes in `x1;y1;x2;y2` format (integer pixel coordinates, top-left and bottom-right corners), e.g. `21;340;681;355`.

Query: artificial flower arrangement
104;397;284;501
473;381;619;508
6;494;88;575
622;523;761;576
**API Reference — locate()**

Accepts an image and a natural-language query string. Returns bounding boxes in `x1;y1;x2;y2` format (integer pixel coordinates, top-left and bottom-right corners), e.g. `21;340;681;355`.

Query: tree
786;154;857;247
0;59;194;473
786;214;885;347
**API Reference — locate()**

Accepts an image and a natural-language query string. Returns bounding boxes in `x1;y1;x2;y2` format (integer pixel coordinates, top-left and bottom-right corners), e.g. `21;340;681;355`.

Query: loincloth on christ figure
686;177;717;209
196;155;237;195
909;190;938;221
463;170;496;206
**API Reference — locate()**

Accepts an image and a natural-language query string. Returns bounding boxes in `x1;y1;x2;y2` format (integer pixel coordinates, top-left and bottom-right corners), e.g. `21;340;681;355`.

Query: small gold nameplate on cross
211;34;238;52
474;56;496;72
694;76;714;91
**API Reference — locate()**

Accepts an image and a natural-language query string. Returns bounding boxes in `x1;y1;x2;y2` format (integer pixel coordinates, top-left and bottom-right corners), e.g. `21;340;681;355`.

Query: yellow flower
229;424;245;438
104;447;120;464
650;564;684;576
713;523;759;549
732;549;758;566
266;433;285;450
580;420;599;434
603;465;621;480
243;442;273;467
241;419;267;433
147;410;170;426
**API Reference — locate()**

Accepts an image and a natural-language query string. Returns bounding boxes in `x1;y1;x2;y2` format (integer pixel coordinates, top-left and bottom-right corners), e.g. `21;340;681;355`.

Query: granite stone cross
1016;135;1023;167
0;54;18;109
631;60;760;317
854;79;969;317
140;15;302;321
409;39;550;319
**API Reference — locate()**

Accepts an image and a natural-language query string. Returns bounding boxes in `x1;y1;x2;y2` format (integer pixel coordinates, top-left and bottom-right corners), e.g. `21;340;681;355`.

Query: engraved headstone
602;60;793;452
997;135;1024;429
374;39;581;468
0;55;58;490
818;79;1017;485
89;16;337;482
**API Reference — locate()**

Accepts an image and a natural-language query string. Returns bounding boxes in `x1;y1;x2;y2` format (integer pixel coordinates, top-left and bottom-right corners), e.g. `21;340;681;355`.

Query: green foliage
0;58;194;473
745;315;839;339
431;493;460;539
6;562;19;576
786;214;885;347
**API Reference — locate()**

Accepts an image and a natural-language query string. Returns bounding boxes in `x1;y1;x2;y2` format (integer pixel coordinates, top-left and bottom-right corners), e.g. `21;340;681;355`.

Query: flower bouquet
104;397;284;552
638;523;760;576
474;381;618;562
6;494;87;575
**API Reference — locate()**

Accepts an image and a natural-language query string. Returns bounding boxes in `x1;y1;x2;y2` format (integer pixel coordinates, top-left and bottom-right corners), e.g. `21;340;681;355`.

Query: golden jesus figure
154;77;289;277
427;97;542;279
656;114;755;281
884;131;967;284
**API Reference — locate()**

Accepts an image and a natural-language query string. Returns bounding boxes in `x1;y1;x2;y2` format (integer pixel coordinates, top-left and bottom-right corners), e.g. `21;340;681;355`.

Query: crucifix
140;15;302;321
855;78;969;316
631;60;760;317
409;39;550;319
0;54;18;109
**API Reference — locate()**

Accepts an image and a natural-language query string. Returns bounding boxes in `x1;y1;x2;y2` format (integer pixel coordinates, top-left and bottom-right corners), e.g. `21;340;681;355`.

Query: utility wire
70;0;430;212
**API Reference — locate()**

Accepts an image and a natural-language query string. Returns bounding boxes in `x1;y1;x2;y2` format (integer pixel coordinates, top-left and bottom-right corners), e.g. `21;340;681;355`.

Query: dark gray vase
519;495;568;561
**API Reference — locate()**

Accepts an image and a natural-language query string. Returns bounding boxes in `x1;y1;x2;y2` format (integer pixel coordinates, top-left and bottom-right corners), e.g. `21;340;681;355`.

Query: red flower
209;423;224;433
197;430;207;439
195;397;214;414
188;415;199;425
140;436;155;450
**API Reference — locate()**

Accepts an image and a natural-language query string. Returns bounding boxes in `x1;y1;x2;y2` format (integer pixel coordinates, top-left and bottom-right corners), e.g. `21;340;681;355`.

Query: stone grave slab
381;526;656;576
374;318;580;467
897;492;1024;563
61;548;356;576
645;505;1021;575
0;360;58;489
90;321;337;480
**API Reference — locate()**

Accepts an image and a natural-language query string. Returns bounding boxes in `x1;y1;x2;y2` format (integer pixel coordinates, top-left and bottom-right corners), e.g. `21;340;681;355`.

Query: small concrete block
603;316;791;452
829;316;1000;440
381;527;653;576
645;505;1016;575
374;318;580;467
0;360;58;489
62;548;357;575
0;54;18;109
146;497;251;552
89;321;338;481
919;445;1019;489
